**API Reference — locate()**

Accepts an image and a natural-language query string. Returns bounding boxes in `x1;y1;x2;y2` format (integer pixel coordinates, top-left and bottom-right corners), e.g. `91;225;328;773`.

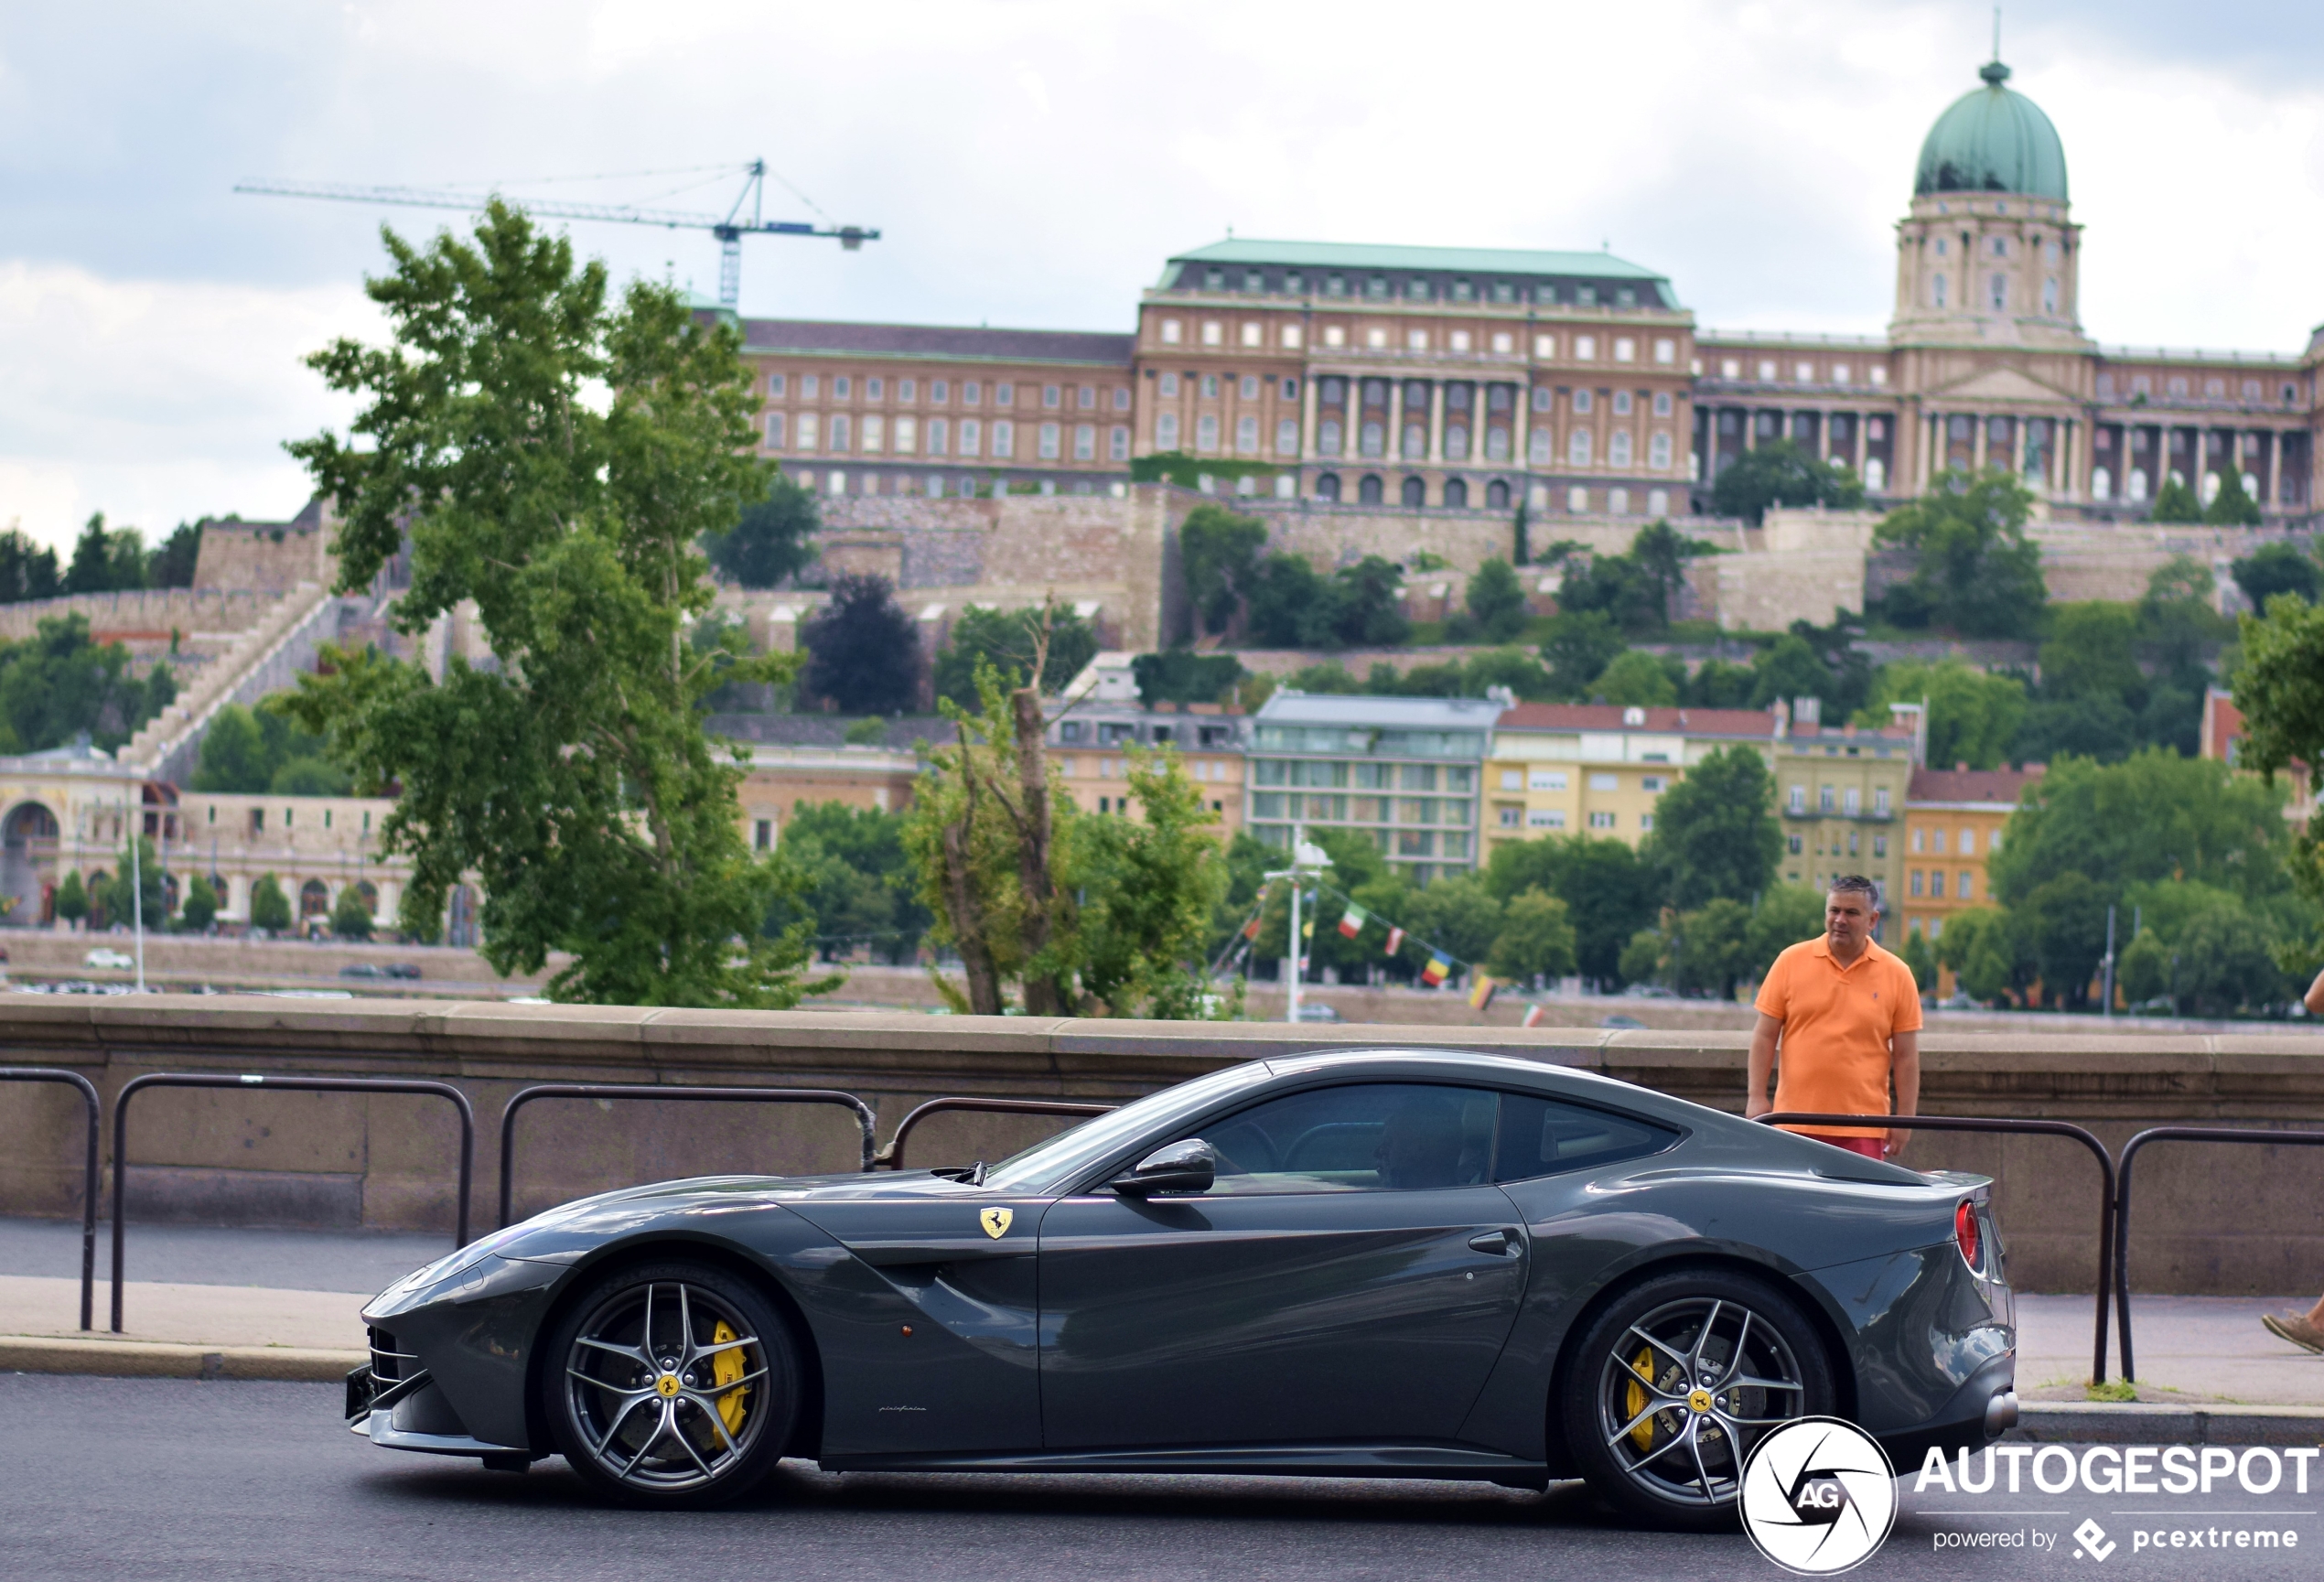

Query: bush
801;574;921;714
54;869;86;929
331;885;375;942
249;873;292;933
180;875;218;932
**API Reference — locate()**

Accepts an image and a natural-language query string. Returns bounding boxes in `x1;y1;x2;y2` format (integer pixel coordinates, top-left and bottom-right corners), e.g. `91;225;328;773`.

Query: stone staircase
117;582;339;782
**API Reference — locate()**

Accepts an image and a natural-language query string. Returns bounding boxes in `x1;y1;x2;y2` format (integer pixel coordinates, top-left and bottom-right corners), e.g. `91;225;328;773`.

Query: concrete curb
0;1334;362;1383
2011;1401;2324;1446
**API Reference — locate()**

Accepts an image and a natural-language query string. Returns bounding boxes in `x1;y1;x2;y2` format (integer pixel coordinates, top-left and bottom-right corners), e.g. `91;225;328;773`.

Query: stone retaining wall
2;997;2320;1296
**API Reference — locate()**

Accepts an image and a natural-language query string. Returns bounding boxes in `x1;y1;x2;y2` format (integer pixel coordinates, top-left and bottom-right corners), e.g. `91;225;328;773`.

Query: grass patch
2085;1378;2139;1403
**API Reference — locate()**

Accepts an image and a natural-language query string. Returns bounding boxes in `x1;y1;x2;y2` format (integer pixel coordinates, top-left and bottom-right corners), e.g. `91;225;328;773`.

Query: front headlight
373;1200;597;1304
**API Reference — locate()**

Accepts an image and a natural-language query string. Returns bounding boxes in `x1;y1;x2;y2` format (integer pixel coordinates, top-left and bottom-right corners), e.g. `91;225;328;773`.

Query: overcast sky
4;0;2321;550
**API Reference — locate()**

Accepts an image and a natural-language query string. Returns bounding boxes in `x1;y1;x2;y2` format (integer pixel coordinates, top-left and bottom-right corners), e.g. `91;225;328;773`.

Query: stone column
1853;410;1868;476
1427;382;1447;466
1302;374;1320;464
2269;430;2283;511
1387;380;1404;468
2010;416;2027;481
1974;415;1988;472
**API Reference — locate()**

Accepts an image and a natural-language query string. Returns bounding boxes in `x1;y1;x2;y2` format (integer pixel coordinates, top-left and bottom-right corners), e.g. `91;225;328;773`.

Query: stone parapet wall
2;999;2321;1295
0;588;281;645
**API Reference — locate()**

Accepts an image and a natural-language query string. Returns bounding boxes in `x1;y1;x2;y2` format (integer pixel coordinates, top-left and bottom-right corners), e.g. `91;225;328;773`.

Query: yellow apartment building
1899;766;2041;960
1485;704;1781;851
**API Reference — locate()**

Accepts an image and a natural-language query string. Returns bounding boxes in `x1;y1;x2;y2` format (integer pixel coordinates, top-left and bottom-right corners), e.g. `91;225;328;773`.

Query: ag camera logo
1740;1417;1899;1576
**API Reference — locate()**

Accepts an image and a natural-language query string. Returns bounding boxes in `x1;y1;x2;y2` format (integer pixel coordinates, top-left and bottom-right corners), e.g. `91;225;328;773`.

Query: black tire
541;1260;801;1509
1561;1267;1837;1533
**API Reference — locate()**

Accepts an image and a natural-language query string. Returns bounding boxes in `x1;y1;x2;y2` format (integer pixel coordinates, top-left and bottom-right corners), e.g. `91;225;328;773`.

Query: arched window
1316;473;1342;502
1402;424;1426;460
1358;475;1384;505
1446;425;1470;461
1318;419;1342;457
1401;477;1426;508
2091;466;2113;501
1988;274;2007;311
2127;468;2148;501
1865;457;1887;492
1156;413;1179;449
1528;428;1551;465
299;880;330;920
1484;428;1510;462
1236;415;1260;455
1443;479;1469;509
1360;422;1384;458
1568;429;1593;467
1932;273;1948;307
1609;432;1633;468
355;880;379;913
1486;479;1511;510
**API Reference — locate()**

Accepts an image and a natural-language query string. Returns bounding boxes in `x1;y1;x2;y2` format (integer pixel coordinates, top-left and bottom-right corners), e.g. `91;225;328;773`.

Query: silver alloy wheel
1595;1296;1807;1508
562;1279;771;1491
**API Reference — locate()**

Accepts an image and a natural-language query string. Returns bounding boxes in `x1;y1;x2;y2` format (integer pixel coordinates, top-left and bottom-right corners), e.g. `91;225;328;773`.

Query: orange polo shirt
1754;935;1922;1137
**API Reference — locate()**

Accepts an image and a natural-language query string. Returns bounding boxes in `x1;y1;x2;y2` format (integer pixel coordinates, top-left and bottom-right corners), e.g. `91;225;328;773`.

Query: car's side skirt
819;1441;1551;1487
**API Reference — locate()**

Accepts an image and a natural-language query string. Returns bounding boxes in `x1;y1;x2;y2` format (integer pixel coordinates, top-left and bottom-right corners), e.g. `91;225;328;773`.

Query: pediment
1923;364;2081;407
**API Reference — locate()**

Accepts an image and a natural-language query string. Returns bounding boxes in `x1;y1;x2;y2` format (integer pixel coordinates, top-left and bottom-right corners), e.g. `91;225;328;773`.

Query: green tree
1482;833;1659;987
1592;649;1680;707
2040;602;2145;704
802;573;922;715
1626;520;1719;626
1748;633;1832;712
1244;554;1328;648
1402;873;1504;971
149;522;203;588
2149;473;2203;524
53;869;87;930
1645;744;1782;909
704;471;818;588
1073;753;1234;1017
1873;469;2048;637
2021;870;2111;1008
763;800;932;964
1487;888;1577;983
1744;883;1827;980
1539;610;1626;700
2117;927;2168;1006
331;884;375;941
0;529;62;604
1456;557;1531;644
2203;466;2263;527
272;756;352;796
2173;902;2283;1016
1462;647;1557;701
65;514;119;595
1987;750;2289;908
1178;503;1269;638
1619;929;1666;986
1939;908;2027;1005
2232;542;2318;608
1683;658;1757;709
933;601;1099;710
1672;897;1753;999
1854;658;2026;770
277;200;826;1007
249;872;292;933
179;874;219;933
0;613;175;755
1900;928;1938;993
1133;650;1248;707
1709;438;1866;524
191;701;339;793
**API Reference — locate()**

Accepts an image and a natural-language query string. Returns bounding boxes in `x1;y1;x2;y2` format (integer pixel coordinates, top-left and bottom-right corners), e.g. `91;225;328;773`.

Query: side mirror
1111;1137;1216;1197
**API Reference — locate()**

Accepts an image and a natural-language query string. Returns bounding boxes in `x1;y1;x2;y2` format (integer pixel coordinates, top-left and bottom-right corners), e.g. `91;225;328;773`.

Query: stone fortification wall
1;997;2320;1296
0;588;279;645
191;517;332;595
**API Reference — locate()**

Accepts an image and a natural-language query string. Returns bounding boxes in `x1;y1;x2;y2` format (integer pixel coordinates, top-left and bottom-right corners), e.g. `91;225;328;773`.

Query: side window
1189;1083;1498;1194
1493;1093;1679;1182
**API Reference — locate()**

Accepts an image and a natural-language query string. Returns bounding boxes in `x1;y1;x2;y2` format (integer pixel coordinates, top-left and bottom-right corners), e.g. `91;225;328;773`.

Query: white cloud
0;263;375;549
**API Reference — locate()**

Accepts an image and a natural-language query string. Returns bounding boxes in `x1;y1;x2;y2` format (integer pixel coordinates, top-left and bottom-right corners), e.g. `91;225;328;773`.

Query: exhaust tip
1984;1389;2019;1437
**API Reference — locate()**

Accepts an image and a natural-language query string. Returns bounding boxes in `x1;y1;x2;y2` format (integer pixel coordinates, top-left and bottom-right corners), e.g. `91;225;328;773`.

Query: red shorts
1805;1133;1888;1159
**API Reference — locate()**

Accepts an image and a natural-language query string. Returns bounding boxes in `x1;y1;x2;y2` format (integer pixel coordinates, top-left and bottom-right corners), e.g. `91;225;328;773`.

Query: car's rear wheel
542;1260;799;1508
1563;1268;1835;1532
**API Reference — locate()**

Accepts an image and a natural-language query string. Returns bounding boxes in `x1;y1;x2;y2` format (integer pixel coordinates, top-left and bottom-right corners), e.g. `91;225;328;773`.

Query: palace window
1110;425;1129;460
1074;424;1095;460
1653;391;1673;416
991;420;1014;457
1275;418;1298;455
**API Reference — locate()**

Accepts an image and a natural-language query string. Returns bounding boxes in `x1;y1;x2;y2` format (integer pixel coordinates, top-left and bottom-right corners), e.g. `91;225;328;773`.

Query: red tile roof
1906;766;2044;805
1496;704;1777;736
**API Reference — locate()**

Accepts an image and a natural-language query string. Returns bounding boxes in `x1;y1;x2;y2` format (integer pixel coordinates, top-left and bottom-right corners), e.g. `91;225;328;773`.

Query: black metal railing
497;1083;879;1229
2113;1125;2324;1383
1758;1112;2119;1386
876;1096;1117;1171
1;1067;102;1330
112;1072;475;1334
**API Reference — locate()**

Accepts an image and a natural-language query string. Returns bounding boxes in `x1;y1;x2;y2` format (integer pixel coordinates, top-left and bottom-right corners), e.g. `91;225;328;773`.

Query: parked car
384;963;423;980
1291;1002;1343;1023
352;1048;2017;1526
1599;1014;1647;1029
83;948;133;970
339;964;387;980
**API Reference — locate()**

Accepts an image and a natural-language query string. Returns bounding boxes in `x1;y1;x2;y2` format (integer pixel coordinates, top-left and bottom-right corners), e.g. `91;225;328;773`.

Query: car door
1037;1082;1529;1450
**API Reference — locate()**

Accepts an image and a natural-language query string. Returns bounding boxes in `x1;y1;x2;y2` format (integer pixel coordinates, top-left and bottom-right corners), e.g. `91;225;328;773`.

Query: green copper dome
1913;60;2069;201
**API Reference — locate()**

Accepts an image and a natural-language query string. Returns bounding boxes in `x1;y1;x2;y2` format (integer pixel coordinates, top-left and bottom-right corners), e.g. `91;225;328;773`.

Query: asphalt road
4;1375;2318;1581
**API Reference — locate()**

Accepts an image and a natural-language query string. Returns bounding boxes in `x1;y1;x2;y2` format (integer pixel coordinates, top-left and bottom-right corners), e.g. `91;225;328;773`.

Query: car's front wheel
542;1260;800;1508
1562;1268;1836;1532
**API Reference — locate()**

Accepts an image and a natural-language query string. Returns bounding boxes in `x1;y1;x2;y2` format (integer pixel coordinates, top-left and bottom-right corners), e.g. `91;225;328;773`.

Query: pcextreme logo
1739;1417;1899;1576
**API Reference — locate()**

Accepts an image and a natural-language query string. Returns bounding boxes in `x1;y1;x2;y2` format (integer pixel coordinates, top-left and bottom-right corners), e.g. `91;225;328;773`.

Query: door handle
1468;1229;1521;1256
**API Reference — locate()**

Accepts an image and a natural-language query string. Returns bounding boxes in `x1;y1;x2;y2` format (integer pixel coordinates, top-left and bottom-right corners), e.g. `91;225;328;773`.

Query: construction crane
234;160;877;311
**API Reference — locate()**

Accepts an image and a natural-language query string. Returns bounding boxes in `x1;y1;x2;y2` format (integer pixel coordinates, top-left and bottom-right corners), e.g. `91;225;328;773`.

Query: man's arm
2305;966;2324;1018
1888;1029;1921;1158
1746;1012;1783;1119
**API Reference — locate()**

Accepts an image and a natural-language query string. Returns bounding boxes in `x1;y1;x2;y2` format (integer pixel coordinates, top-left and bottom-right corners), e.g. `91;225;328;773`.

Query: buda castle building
732;58;2316;526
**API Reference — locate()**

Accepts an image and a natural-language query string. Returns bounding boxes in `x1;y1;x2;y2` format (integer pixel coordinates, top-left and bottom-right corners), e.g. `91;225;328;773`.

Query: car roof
1255;1047;1713;1128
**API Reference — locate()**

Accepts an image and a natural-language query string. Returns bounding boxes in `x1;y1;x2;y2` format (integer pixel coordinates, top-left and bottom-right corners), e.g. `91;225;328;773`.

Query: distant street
0;1375;2312;1581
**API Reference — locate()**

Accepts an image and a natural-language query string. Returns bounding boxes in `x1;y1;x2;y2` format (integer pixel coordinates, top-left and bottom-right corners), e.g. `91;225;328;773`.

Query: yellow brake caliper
711;1319;749;1435
1626;1345;1659;1450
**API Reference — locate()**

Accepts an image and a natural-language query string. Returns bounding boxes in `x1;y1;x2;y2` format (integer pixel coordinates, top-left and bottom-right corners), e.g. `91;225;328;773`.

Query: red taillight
1955;1200;1983;1272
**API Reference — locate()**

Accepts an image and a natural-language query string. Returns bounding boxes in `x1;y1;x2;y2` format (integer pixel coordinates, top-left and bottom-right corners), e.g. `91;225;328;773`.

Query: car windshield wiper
929;1161;989;1185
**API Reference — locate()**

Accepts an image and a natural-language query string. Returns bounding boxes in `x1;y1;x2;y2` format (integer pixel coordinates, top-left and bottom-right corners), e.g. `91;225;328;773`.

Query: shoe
2262;1313;2324;1353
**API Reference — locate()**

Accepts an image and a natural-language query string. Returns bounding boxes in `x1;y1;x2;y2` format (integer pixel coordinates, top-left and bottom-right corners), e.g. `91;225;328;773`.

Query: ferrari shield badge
979;1206;1014;1239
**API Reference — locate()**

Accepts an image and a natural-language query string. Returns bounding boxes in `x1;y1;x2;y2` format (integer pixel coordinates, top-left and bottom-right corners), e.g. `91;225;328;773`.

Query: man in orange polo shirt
1745;874;1922;1160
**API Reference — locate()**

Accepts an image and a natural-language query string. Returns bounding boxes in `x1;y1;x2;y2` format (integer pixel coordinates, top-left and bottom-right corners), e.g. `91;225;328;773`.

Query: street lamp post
1264;830;1332;1025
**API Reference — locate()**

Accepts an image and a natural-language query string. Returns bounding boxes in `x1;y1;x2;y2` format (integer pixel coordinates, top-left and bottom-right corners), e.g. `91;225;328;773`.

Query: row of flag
1228;877;1561;1028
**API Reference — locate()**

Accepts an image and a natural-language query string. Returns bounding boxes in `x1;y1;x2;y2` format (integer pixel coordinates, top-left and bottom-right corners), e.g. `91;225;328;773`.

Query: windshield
981;1061;1270;1194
